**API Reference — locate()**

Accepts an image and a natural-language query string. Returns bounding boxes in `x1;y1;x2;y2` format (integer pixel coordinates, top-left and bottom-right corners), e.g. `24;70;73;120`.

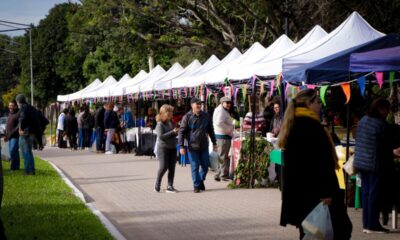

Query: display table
126;127;157;155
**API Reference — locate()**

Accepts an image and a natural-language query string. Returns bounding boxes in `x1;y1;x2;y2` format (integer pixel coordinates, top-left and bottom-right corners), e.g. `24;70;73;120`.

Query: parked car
0;117;7;136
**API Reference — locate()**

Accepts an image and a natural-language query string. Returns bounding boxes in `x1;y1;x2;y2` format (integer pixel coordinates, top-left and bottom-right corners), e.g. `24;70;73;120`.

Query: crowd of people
2;90;399;239
3;94;49;175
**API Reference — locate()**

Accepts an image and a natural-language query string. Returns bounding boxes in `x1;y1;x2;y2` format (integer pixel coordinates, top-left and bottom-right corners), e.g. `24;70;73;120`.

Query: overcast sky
0;0;79;37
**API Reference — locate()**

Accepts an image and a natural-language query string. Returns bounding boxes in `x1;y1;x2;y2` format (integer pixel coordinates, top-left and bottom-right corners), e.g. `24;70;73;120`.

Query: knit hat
15;94;27;104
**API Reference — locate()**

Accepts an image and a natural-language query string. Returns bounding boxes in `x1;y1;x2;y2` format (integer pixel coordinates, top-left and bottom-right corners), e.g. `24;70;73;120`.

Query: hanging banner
389;71;395;89
320;85;328;106
234;87;239;106
259;81;264;96
376;72;383;89
341;83;351;104
306;84;316;89
251;75;257;90
269;80;275;97
242;85;248;102
357;76;366;97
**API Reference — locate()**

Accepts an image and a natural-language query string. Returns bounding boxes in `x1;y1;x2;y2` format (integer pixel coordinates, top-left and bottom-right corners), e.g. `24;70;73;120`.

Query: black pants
82;129;91;148
155;148;177;187
68;133;77;150
58;130;66;148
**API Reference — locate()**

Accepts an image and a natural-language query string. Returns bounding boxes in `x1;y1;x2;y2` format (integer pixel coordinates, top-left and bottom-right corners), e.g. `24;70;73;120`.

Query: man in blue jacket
178;97;217;193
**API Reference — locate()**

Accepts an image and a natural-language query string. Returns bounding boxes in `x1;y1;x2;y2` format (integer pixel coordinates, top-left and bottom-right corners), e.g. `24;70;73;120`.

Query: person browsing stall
213;96;233;181
277;89;352;240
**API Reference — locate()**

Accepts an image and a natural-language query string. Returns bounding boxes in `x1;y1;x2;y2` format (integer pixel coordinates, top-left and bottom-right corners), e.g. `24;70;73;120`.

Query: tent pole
249;78;257;188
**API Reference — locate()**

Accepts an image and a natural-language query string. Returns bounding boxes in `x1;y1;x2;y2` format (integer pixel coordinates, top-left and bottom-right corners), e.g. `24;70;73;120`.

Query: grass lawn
0;157;114;240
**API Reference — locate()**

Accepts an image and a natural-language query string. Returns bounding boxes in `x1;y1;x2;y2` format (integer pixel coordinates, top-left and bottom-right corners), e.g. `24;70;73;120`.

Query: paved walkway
36;148;400;240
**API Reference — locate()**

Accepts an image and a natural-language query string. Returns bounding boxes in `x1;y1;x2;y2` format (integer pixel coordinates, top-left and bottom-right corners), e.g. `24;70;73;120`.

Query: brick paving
35;147;400;240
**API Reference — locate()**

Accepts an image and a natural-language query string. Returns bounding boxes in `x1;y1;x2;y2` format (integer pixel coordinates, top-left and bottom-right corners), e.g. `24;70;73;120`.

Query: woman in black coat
64;108;78;150
277;89;352;239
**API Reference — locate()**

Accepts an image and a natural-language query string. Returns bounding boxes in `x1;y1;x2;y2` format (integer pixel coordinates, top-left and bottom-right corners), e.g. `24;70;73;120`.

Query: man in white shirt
213;96;233;181
57;108;68;148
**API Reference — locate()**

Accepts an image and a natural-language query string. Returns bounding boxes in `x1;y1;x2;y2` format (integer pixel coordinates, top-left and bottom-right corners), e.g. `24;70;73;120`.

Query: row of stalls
56;12;399;198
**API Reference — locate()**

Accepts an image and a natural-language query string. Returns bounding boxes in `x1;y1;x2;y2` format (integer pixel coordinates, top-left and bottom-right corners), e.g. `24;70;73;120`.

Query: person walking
104;103;118;154
354;97;392;234
94;103;106;153
16;94;40;175
64;108;78;150
213;96;233;181
57;108;68;148
77;106;85;149
4;100;20;171
277;89;352;239
154;104;179;193
81;107;93;150
178;97;217;193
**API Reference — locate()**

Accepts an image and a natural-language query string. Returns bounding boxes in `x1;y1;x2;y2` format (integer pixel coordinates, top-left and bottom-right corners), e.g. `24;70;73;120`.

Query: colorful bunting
340;83;351;104
389;71;395;89
270;80;275;97
306;84;316;89
357;76;366;97
376;72;383;89
319;85;328;106
259;81;264;96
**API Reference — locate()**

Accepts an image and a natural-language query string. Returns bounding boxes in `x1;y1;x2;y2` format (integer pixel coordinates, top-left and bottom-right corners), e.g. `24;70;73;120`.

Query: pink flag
270;80;275;96
376;72;383;89
306;84;316;89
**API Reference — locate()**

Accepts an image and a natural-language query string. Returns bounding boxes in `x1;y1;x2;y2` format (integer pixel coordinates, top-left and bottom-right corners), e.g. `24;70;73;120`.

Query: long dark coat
280;116;340;227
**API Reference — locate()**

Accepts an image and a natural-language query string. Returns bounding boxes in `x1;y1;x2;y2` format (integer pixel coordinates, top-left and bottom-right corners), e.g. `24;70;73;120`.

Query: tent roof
349;46;400;72
186;48;242;87
81;75;117;99
228;26;327;79
140;63;184;92
110;70;148;96
96;73;132;98
154;59;202;91
171;55;220;88
125;65;166;94
58;78;102;102
283;34;400;84
282;12;384;73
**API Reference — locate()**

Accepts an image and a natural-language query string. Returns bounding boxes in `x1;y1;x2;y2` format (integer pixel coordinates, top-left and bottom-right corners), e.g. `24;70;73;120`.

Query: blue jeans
9;138;20;170
78;128;83;148
19;135;35;173
360;171;383;230
96;128;104;151
188;149;209;188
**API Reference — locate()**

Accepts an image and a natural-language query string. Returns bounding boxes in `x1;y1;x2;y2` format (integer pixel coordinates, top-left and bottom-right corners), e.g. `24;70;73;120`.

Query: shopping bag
343;155;355;176
301;202;333;240
209;151;219;172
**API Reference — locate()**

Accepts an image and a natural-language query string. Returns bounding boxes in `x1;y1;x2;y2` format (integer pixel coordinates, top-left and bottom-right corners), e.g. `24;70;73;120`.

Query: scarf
295;107;339;170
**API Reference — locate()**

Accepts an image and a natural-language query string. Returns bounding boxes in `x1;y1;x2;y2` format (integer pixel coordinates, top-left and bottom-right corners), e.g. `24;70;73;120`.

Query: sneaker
199;181;205;191
365;227;389;234
105;151;113;154
166;186;177;193
154;185;160;193
214;176;221;182
221;177;230;181
193;188;200;193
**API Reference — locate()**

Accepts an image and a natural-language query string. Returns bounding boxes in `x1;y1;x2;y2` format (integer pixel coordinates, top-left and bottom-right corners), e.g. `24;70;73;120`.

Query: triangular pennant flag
259;81;264;96
389;71;395;89
251;75;257;90
320;85;328;106
357;76;366;97
224;77;229;86
270;80;275;97
341;83;351;104
376;72;383;89
306;84;316;89
242;85;247;102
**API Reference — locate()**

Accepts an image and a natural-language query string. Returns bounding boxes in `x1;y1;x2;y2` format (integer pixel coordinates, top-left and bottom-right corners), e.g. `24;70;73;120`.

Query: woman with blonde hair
278;88;352;239
154;104;179;193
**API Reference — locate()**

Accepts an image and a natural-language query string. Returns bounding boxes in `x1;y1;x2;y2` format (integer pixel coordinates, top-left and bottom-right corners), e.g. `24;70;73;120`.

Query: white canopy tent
96;73;131;98
140;63;183;93
227;25;328;79
124;65;166;94
184;48;242;87
282;11;385;72
110;70;148;97
57;78;102;102
171;55;220;89
81;75;117;99
154;59;202;91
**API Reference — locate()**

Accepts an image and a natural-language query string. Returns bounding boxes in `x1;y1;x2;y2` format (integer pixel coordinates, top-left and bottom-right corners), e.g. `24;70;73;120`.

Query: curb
46;160;127;240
